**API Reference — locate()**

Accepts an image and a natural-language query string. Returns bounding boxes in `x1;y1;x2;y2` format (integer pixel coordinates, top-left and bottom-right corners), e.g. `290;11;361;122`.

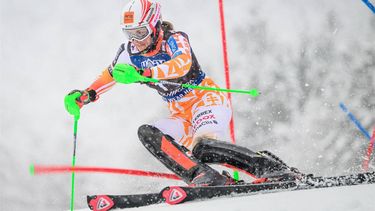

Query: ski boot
256;151;305;183
190;168;237;186
259;167;304;183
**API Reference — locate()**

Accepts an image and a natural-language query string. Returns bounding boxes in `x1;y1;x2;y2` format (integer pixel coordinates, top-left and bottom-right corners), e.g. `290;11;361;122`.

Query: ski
87;171;375;211
87;193;163;210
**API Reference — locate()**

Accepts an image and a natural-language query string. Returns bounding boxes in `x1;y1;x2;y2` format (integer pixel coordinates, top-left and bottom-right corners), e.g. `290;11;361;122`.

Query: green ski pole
144;78;260;97
63;91;82;211
70;116;79;211
112;64;260;97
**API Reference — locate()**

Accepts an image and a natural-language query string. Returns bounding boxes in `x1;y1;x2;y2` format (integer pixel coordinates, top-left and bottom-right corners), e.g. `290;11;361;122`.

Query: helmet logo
123;11;134;24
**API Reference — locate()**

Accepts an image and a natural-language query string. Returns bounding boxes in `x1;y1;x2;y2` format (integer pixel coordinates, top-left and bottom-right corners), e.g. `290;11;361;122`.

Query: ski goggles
122;25;152;41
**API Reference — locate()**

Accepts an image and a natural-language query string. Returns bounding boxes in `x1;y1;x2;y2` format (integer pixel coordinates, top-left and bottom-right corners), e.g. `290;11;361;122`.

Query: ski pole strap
145;79;260;97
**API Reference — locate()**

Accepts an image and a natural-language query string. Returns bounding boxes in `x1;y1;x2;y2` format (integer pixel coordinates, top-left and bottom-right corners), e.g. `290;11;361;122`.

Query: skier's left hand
113;63;157;84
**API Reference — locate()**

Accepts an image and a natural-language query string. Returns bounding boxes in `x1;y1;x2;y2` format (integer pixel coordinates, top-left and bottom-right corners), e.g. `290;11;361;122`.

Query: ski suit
85;29;232;150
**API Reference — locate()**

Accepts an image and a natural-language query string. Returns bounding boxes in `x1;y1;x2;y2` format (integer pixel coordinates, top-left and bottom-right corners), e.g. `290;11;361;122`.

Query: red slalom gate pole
363;128;375;171
218;0;239;180
218;0;235;146
30;165;181;181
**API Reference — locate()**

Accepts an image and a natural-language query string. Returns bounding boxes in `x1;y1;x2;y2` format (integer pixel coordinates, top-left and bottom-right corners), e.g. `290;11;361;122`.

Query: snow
74;184;375;211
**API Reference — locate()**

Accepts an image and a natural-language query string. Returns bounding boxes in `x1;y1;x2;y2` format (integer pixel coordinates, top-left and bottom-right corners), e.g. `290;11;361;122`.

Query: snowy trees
230;9;375;175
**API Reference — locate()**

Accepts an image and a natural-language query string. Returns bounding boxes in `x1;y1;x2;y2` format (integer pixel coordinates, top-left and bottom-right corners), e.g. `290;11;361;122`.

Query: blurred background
1;0;374;210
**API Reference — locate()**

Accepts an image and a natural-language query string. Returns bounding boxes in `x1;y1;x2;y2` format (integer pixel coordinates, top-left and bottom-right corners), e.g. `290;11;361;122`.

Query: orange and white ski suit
86;29;232;150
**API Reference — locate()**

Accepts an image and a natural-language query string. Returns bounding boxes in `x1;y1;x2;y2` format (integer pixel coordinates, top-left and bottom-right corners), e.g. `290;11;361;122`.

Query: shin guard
138;125;217;184
192;139;289;178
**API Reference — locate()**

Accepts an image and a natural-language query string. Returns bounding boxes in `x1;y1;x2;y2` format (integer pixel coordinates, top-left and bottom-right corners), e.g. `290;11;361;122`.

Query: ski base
87;171;375;211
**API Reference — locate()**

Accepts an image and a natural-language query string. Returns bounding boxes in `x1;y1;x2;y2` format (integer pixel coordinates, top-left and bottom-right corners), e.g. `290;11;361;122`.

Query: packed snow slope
75;184;375;211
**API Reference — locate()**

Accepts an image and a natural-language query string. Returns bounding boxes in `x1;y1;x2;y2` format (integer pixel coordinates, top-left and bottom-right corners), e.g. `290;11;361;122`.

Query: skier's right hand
64;89;97;120
64;90;82;120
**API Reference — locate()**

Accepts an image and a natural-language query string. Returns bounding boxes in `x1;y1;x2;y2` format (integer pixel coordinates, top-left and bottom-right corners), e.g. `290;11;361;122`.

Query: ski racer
64;0;300;186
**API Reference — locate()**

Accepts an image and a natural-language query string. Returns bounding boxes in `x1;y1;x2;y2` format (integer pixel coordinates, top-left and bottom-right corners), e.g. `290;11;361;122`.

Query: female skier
65;0;299;186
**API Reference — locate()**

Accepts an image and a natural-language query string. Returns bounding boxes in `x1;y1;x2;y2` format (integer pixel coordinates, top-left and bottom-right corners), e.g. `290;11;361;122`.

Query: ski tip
162;186;187;205
87;195;114;211
29;164;35;176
